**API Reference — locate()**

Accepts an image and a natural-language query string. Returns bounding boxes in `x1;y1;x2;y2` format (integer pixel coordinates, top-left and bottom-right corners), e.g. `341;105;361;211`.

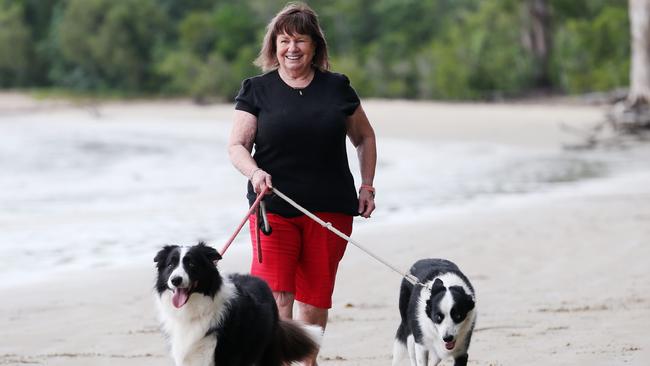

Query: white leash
271;188;422;287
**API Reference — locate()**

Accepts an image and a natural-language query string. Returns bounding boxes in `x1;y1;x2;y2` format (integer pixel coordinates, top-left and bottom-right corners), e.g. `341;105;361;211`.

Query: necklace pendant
299;90;303;96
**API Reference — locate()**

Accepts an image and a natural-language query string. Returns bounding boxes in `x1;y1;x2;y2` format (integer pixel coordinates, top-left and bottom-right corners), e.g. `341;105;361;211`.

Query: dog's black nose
171;276;182;286
443;335;454;343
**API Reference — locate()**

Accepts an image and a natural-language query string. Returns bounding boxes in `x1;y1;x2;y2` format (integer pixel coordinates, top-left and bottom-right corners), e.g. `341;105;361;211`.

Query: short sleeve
340;74;360;116
234;78;260;116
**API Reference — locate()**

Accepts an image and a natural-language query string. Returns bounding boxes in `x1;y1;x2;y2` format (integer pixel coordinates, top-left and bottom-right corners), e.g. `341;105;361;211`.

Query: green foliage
211;3;261;61
550;0;626;21
331;0;484;99
158;0;216;22
0;0;634;100
552;5;630;93
54;0;167;91
405;0;535;99
0;1;33;86
156;2;260;100
156;50;236;102
178;12;218;58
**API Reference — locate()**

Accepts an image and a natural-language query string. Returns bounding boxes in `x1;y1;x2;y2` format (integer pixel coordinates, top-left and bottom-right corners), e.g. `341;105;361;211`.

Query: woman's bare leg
273;291;295;319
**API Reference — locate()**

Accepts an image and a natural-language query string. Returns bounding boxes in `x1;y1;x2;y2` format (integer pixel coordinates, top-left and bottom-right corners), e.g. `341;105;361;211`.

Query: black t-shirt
235;69;361;217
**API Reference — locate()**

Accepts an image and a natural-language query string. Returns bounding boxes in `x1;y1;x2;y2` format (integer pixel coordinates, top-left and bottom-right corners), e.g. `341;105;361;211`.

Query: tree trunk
628;0;650;106
609;0;650;131
524;0;552;89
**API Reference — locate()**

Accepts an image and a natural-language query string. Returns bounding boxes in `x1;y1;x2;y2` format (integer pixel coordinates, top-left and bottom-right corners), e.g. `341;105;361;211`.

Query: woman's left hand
358;189;375;218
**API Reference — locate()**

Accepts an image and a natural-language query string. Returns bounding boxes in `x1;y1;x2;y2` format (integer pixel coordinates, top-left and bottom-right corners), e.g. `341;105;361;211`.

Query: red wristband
359;184;375;198
359;184;375;192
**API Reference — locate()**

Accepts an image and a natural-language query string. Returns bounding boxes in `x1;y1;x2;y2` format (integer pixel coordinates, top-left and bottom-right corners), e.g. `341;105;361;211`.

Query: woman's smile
276;32;315;75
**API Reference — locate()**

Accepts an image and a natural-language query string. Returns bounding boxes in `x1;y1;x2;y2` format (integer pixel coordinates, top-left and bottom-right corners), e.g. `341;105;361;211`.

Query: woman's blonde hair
254;2;329;72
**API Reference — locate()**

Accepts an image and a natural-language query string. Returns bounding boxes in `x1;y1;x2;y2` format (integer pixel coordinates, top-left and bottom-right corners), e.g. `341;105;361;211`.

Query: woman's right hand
250;168;273;194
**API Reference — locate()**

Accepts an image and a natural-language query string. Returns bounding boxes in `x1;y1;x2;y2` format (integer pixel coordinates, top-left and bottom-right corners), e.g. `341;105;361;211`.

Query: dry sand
1;96;648;365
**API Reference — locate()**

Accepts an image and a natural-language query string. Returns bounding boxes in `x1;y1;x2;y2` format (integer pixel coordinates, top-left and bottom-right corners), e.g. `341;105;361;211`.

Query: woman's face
275;32;315;75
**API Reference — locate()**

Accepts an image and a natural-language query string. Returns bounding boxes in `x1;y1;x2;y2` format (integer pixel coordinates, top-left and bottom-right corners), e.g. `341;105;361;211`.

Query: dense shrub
551;5;630;93
0;2;33;86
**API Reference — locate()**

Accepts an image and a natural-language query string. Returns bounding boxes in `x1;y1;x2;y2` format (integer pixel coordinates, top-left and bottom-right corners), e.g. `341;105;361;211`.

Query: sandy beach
1;95;648;365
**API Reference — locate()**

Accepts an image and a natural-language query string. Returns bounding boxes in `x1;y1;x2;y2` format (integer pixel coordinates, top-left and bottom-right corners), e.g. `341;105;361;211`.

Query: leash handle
254;216;262;263
219;186;268;257
259;201;272;235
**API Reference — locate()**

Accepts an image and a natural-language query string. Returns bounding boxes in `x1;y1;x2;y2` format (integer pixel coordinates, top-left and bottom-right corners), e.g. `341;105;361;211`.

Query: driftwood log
560;98;650;151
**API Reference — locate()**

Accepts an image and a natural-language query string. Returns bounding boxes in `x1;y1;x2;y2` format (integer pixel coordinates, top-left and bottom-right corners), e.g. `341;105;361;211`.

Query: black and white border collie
154;243;321;366
392;259;476;366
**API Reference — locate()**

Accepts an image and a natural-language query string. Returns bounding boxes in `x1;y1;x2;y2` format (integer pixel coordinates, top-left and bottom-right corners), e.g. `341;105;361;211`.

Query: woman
228;3;376;364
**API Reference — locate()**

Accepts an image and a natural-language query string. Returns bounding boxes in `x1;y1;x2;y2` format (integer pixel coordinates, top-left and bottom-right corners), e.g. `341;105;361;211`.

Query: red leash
219;186;269;261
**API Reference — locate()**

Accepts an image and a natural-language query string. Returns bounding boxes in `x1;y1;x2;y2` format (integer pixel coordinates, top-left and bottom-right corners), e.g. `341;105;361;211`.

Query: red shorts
248;212;353;309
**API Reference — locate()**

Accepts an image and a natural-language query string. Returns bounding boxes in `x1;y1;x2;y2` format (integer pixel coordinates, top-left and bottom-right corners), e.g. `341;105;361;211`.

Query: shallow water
369;139;643;216
0;113;647;287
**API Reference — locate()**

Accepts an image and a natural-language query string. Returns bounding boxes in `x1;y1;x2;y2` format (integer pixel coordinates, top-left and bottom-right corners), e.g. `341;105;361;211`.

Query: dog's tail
272;319;322;363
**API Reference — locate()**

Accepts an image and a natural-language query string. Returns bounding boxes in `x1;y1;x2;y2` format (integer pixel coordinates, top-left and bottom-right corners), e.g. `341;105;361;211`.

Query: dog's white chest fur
156;280;236;366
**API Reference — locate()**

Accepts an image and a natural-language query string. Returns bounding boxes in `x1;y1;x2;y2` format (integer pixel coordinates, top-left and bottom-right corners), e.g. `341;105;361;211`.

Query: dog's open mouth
172;287;190;308
171;282;197;309
444;340;456;350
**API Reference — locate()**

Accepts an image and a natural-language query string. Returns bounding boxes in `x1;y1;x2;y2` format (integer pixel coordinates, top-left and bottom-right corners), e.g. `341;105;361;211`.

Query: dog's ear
154;245;176;266
465;294;475;311
449;286;475;313
429;278;446;296
426;278;445;295
425;279;446;316
196;242;222;262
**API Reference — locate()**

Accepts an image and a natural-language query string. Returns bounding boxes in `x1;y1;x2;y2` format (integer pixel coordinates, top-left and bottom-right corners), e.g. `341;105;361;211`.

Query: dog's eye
450;308;464;322
187;261;195;268
434;313;444;323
